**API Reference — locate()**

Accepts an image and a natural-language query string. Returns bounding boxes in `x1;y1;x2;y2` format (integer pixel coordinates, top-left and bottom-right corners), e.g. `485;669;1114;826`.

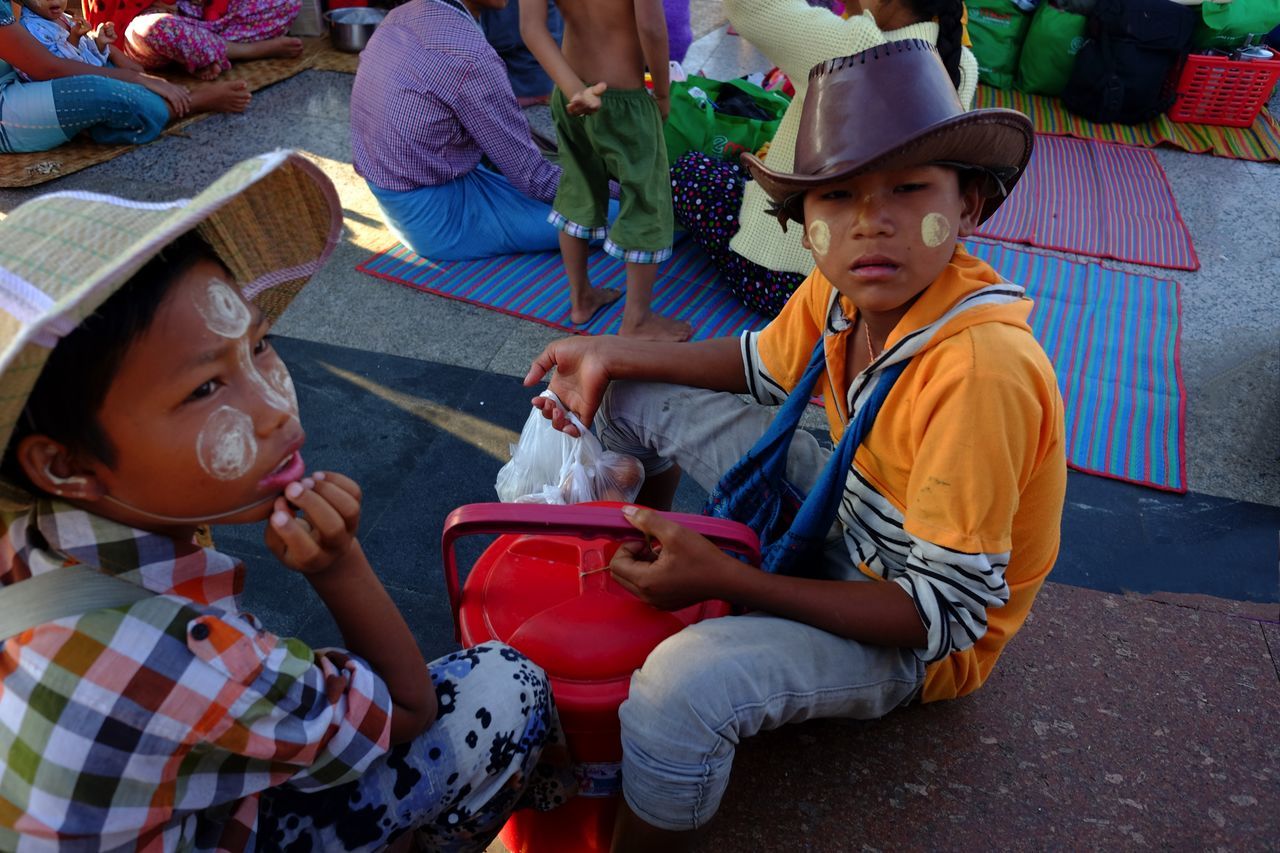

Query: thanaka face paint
921;212;951;248
237;338;298;414
196;405;258;480
195;279;252;339
807;219;831;256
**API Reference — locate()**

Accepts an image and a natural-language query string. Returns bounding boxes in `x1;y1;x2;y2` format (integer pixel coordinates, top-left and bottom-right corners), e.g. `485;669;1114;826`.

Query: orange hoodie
746;246;1066;701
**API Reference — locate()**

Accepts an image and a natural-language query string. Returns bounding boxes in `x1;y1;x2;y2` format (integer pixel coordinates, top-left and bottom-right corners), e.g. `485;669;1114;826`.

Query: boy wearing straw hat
0;152;567;851
523;41;1067;848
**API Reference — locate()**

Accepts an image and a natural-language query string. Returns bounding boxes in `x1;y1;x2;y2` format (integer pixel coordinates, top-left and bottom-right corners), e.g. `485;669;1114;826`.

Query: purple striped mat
358;238;1185;492
975;136;1198;272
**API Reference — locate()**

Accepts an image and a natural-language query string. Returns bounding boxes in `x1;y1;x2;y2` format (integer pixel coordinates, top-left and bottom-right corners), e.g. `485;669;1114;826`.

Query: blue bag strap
767;358;908;571
742;339;829;483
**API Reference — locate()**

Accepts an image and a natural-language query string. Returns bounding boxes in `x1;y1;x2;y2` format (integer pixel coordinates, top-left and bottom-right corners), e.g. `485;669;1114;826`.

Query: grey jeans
596;381;925;830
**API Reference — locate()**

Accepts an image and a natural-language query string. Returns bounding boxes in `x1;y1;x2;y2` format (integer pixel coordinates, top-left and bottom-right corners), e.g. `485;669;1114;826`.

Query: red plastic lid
466;533;718;682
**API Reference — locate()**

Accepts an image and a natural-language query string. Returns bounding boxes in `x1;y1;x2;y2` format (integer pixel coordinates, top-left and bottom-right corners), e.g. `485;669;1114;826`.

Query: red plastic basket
1168;48;1280;128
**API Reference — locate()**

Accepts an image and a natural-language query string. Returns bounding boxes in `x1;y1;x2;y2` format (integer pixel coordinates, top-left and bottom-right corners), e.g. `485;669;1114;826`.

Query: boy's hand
94;22;117;47
608;506;740;610
524;336;616;436
567;82;607;116
653;91;670;122
68;14;91;39
265;471;364;575
136;73;192;116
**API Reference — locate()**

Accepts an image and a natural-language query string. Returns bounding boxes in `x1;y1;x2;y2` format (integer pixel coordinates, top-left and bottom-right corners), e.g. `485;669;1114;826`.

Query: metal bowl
325;7;387;53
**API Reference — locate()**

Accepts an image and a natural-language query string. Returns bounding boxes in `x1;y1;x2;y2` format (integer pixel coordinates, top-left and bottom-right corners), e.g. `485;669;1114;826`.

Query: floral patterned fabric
670;151;806;318
124;0;300;76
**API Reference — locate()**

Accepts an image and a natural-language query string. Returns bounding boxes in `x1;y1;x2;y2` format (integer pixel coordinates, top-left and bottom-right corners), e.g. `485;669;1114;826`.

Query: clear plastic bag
495;391;646;505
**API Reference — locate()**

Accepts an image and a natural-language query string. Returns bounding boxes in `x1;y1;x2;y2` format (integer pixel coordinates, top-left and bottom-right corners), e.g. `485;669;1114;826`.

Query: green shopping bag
1017;3;1088;95
967;0;1035;90
1192;0;1280;50
663;76;791;165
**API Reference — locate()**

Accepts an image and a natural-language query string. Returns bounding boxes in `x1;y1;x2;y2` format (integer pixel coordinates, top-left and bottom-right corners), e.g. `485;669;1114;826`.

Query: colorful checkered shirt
350;0;562;201
0;500;393;851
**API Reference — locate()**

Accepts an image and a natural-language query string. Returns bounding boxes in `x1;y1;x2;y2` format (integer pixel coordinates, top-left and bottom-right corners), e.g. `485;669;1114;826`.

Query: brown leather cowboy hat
742;39;1033;227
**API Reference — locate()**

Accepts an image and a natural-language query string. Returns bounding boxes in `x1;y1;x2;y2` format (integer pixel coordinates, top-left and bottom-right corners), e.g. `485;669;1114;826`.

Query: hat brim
742;109;1034;226
0;150;342;467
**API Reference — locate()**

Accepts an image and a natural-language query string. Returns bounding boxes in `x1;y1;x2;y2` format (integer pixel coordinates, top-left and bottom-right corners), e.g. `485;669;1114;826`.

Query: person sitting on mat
85;0;304;81
522;42;1067;850
0;0;250;154
352;0;618;264
17;0;142;74
0;152;569;851
520;0;691;340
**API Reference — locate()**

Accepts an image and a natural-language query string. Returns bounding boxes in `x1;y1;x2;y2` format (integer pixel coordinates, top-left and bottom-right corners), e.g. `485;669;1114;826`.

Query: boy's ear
16;436;106;502
954;177;987;238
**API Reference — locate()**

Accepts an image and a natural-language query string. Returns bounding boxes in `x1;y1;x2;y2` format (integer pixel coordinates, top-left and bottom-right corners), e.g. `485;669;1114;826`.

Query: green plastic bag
967;0;1035;90
1017;3;1088;95
1193;0;1280;50
662;76;791;165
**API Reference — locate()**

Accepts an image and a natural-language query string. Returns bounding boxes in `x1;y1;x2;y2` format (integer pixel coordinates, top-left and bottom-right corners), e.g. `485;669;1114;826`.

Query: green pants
550;86;673;263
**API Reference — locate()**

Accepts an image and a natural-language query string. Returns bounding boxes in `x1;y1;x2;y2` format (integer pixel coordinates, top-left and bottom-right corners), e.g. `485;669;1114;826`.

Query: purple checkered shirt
350;0;561;200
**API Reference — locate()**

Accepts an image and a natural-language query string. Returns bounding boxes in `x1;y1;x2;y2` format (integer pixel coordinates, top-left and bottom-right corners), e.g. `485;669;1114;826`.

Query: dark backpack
1061;0;1197;124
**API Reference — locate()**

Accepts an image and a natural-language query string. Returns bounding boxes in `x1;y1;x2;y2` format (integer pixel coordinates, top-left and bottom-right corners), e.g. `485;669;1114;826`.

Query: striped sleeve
740;330;788;405
892;537;1010;663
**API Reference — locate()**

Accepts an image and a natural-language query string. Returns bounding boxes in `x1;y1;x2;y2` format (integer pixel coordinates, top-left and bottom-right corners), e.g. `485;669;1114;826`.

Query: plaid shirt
0;500;392;851
350;0;562;201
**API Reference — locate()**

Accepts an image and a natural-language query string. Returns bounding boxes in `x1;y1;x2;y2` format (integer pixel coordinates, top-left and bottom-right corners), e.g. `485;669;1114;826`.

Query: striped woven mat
359;238;771;341
975;84;1280;163
967;240;1185;493
358;238;1186;492
976;135;1198;271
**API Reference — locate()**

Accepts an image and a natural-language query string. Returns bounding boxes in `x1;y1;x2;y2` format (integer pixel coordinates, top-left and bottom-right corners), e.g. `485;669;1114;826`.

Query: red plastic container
442;503;759;853
1168;47;1280;127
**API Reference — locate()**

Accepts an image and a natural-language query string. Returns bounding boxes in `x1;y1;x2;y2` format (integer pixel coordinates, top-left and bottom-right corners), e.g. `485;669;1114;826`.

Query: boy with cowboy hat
522;40;1067;849
0;152;567;850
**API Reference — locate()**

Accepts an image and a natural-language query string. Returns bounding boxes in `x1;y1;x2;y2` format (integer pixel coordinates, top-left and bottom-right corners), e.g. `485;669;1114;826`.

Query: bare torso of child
555;0;646;90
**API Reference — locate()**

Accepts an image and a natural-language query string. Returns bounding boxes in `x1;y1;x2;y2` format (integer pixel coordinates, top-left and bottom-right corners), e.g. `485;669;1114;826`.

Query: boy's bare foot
570;286;622;325
227;36;304;62
620;312;693;342
189;80;252;114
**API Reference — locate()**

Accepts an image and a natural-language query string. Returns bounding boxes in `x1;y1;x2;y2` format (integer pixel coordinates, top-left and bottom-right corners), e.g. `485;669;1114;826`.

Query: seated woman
672;0;977;318
0;0;249;153
86;0;303;80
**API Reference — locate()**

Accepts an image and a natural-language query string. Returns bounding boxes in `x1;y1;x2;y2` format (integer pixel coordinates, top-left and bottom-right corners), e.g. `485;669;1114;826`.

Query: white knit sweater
724;0;979;276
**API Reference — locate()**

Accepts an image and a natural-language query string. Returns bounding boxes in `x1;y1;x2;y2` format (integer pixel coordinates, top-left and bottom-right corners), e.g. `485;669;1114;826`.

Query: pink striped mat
975;136;1198;271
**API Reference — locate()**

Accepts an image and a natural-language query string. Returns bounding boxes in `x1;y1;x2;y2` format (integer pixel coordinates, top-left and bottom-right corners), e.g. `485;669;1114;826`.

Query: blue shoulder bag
704;339;906;576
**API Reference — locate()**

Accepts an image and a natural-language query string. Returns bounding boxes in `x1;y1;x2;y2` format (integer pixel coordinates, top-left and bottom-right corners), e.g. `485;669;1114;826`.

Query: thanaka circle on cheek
196;405;258;481
237;338;297;415
806;219;831;256
921;212;951;248
195;279;251;339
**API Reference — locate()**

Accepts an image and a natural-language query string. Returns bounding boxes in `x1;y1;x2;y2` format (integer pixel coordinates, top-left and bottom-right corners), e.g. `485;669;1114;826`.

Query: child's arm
517;0;605;115
66;13;90;47
0;20;193;114
524;335;748;436
93;21;116;52
108;44;143;71
611;506;929;648
634;0;669;118
266;472;437;744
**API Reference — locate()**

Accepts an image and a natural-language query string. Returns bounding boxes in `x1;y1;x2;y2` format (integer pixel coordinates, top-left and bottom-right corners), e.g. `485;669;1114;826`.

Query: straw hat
0;150;342;463
742;40;1034;226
